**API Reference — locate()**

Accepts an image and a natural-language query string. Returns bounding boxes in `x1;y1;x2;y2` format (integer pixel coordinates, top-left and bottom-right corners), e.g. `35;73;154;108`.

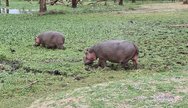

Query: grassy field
0;1;188;108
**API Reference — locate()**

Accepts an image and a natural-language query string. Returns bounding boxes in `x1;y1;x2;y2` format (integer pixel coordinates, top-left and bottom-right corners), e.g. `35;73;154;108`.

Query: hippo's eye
85;51;89;55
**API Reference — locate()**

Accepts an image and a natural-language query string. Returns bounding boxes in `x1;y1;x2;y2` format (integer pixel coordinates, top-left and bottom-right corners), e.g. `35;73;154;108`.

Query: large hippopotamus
34;31;65;49
84;40;139;69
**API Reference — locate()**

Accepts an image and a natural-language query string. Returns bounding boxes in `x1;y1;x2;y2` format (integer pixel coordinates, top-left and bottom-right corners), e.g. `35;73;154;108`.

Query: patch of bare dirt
142;2;188;10
57;96;85;106
134;95;148;100
153;92;182;104
124;2;188;13
176;85;188;94
116;101;132;108
27;98;55;108
27;96;88;108
0;60;21;72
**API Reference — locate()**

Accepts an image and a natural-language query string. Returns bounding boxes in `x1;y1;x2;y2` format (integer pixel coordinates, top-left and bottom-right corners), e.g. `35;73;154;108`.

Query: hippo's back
93;40;137;63
39;31;63;38
95;40;135;51
39;31;64;43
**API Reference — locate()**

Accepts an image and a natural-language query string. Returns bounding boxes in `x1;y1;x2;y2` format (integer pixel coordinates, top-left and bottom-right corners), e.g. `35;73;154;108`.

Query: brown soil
153;92;182;103
127;2;188;13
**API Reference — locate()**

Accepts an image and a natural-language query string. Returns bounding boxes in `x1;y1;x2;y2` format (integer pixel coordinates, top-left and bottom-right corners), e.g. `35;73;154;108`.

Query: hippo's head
34;37;40;46
83;48;96;65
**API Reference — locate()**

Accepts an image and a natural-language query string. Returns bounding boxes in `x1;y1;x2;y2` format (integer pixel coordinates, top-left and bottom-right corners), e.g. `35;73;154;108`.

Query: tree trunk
132;0;136;3
72;0;77;8
183;0;188;4
118;0;123;5
6;0;9;7
39;0;47;14
6;8;9;13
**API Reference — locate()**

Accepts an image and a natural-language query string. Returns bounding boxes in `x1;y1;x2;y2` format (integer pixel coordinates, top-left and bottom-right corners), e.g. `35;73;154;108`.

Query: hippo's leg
121;59;130;70
132;54;138;69
57;45;65;50
125;63;129;69
98;58;106;68
46;44;56;49
45;45;51;49
41;43;45;47
46;46;54;49
122;62;129;69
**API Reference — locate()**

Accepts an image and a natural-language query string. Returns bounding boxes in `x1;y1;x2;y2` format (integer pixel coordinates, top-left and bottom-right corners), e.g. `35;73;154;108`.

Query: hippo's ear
85;48;94;53
86;48;89;51
88;48;94;53
85;48;89;54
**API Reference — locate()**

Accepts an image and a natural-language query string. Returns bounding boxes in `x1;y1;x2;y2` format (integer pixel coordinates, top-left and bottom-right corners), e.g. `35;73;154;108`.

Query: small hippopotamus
34;31;65;49
84;40;139;69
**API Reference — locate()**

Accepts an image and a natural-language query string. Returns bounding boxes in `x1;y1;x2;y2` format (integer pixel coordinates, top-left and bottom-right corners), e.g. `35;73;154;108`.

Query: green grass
0;1;140;14
0;1;188;108
28;71;188;108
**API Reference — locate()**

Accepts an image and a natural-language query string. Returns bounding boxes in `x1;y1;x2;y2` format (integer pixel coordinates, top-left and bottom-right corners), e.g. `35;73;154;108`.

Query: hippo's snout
83;57;94;65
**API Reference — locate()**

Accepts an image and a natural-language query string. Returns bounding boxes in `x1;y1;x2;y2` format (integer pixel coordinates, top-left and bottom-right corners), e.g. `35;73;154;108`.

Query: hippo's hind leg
98;58;107;68
132;54;138;69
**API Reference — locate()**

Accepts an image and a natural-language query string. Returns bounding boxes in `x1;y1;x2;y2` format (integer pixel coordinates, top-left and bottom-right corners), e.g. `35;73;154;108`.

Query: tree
183;0;188;4
132;0;136;3
6;0;9;7
39;0;47;14
72;0;77;8
118;0;123;5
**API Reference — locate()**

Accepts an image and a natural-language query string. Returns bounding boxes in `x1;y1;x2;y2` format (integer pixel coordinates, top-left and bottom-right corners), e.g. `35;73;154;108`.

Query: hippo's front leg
121;61;129;70
41;43;45;47
98;58;107;68
57;45;65;50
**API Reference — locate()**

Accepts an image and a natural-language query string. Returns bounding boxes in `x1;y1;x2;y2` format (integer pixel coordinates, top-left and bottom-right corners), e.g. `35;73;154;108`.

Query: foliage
0;12;188;73
0;0;140;13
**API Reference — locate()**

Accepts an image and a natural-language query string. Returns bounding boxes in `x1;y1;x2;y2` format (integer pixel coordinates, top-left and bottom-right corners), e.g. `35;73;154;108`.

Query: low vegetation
0;1;188;108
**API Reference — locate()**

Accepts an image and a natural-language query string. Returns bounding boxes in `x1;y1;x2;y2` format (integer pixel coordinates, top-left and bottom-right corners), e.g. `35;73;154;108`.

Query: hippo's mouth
84;61;94;66
34;44;39;47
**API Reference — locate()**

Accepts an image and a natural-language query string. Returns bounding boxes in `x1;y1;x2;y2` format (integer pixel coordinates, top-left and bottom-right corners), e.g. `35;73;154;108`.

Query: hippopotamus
34;31;65;49
83;40;139;69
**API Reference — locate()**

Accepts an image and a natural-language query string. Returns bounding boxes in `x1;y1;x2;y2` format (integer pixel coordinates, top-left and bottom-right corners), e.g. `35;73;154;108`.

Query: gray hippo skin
84;40;139;69
35;31;65;49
